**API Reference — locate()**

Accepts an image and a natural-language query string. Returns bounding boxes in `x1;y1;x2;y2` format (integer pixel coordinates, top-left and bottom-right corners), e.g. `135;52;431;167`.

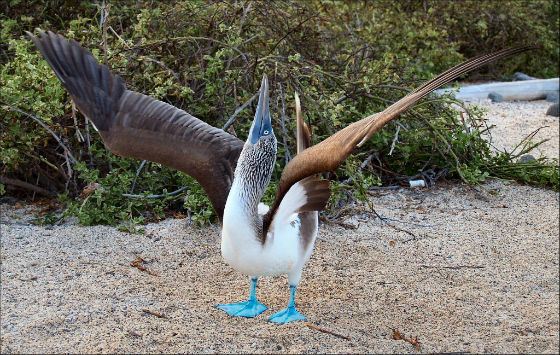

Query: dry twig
142;309;167;318
420;264;485;270
388;125;401;156
305;322;351;341
222;92;258;131
3;104;77;164
99;1;110;66
130;160;148;194
71;101;84;143
0;176;55;197
122;186;187;199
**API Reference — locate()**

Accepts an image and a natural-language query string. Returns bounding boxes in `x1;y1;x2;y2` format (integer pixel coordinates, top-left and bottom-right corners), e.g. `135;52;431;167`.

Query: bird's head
236;74;277;194
248;74;275;146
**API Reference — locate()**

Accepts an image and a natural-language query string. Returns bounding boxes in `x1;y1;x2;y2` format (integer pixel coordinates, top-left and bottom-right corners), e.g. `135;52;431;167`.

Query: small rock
512;72;537;81
518;154;536;163
488;92;504;102
409;179;426;188
545;91;559;103
546;103;559;117
0;196;18;204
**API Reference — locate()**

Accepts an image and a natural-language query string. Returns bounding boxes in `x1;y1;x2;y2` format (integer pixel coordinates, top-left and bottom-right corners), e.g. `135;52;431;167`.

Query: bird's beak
249;74;272;144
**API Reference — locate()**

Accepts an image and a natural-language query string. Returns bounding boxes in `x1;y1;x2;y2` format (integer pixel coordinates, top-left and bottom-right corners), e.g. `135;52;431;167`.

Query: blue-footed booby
28;30;533;324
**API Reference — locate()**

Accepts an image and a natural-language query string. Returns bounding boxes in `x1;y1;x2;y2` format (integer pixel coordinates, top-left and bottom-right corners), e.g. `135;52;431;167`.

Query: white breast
221;185;306;277
221;179;319;286
221;220;299;277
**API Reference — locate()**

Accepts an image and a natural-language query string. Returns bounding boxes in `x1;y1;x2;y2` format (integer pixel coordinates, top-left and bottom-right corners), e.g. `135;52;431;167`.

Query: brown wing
264;45;535;230
294;91;331;214
28;30;243;221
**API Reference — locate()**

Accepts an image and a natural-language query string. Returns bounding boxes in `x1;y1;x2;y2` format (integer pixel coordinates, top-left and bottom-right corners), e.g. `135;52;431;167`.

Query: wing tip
27;29;129;132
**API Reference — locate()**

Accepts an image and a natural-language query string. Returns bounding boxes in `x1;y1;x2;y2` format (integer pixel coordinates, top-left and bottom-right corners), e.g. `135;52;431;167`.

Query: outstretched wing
28;30;243;221
264;46;534;230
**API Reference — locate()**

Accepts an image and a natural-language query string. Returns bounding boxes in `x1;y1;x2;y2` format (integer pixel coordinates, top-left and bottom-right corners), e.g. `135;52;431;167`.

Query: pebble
546;103;559;117
488;92;504;102
518;154;536;163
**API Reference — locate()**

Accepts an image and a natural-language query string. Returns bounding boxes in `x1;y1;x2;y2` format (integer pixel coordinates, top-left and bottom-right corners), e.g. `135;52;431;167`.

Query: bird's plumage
28;29;533;236
268;94;329;245
286;92;323;252
27;30;243;221
262;45;534;233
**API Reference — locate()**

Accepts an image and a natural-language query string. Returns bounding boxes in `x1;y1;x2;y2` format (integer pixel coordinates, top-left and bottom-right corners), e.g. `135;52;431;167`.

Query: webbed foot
216;299;268;318
216;277;267;318
268;306;306;324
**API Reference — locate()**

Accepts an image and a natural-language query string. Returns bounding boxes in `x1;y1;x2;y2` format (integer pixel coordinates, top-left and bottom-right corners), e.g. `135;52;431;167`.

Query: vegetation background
1;0;558;228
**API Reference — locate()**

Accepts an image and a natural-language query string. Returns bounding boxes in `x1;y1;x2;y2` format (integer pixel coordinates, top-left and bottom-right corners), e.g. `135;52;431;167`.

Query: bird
28;30;532;324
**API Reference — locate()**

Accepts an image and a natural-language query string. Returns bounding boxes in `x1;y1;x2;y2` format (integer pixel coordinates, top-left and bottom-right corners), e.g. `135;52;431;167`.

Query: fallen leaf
80;182;101;198
142;308;167;318
173;211;186;219
392;329;403;340
392;329;420;351
130;256;158;276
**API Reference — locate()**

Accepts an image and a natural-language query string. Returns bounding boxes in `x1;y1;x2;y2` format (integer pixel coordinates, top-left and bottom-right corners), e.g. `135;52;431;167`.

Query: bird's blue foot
268;284;306;324
216;299;268;318
216;277;267;318
268;306;306;324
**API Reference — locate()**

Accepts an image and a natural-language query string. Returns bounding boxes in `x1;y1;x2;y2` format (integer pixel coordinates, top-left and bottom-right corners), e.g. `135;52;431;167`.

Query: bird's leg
268;285;306;324
216;277;267;318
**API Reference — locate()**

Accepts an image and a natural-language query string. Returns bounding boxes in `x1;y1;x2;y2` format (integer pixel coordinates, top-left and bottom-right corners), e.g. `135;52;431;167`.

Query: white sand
476;99;559;160
1;100;559;353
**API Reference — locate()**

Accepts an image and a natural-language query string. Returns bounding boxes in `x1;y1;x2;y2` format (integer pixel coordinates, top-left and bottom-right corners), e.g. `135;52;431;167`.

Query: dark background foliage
1;0;558;226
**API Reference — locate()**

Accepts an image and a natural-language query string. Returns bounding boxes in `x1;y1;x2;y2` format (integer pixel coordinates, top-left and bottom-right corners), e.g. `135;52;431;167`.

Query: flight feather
28;30;244;221
263;46;535;231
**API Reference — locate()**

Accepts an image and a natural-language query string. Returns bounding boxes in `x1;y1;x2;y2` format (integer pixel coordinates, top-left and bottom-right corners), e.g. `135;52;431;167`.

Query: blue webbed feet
216;277;267;318
216;299;268;318
268;285;306;324
268;306;306;324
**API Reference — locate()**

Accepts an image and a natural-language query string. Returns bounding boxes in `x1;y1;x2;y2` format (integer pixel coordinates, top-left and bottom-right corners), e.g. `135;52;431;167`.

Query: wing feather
264;46;535;231
270;93;329;243
28;30;243;221
295;92;312;154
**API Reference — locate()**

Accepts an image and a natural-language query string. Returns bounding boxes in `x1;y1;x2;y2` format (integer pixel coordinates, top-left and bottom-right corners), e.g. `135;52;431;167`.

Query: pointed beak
249;74;273;144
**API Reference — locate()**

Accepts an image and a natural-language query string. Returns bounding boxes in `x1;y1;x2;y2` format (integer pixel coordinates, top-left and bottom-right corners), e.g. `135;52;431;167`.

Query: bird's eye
263;130;269;135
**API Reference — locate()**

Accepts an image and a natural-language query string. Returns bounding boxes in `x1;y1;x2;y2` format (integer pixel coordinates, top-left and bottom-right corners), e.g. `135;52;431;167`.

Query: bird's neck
222;180;266;245
223;149;270;234
223;137;276;239
224;178;263;233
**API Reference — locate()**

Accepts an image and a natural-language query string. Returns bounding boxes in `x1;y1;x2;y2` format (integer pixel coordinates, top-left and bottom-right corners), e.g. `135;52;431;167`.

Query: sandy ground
0;100;559;354
476;99;559;160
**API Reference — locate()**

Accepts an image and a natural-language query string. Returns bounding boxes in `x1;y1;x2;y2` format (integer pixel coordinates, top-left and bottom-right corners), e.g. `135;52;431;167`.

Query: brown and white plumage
277;92;324;251
28;30;243;221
